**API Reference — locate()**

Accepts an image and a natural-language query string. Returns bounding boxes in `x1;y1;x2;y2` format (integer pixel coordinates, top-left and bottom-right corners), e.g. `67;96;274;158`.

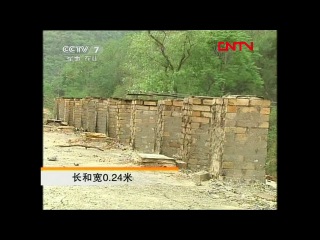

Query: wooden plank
137;153;174;160
84;132;107;138
139;159;176;164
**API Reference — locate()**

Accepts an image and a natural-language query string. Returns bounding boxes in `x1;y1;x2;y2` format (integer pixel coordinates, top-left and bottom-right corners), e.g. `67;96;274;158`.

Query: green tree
43;31;128;107
123;30;263;97
246;30;277;101
60;36;132;98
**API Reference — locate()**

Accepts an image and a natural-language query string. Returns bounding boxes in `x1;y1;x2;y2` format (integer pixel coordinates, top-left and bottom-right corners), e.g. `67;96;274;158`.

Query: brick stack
73;99;82;129
68;99;75;126
96;99;108;134
57;98;65;121
86;99;98;132
80;99;88;131
116;99;132;145
106;99;118;138
63;99;70;124
182;97;219;171
159;99;183;157
131;100;158;153
222;97;271;181
208;98;226;177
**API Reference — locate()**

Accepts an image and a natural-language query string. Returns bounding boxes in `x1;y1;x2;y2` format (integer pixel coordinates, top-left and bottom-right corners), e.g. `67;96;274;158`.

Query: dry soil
43;130;277;210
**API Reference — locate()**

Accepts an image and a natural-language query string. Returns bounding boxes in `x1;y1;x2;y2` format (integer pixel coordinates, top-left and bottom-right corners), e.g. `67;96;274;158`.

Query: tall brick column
222;97;271;182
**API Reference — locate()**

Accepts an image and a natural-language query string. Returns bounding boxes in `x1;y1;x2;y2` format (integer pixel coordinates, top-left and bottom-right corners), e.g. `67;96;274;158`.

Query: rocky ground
43;129;277;210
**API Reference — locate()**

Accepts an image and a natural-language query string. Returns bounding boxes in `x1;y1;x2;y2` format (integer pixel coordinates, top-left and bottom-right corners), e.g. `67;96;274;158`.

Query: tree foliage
44;30;276;102
43;31;128;108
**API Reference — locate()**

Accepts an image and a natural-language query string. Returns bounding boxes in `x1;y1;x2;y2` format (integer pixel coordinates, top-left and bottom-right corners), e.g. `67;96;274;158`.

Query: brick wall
54;96;271;182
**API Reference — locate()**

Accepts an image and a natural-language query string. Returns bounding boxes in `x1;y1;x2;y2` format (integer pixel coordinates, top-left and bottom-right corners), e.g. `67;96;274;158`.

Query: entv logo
217;42;254;52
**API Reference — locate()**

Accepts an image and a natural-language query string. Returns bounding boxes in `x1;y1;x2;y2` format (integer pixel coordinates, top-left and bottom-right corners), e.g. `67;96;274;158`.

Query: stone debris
192;171;211;185
175;160;187;169
43;125;75;133
208;178;277;210
47;156;58;161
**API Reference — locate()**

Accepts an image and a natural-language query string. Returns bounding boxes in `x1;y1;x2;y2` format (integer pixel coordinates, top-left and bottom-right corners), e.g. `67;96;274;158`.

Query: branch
148;55;169;68
148;31;174;72
162;31;167;44
56;144;104;151
177;34;193;71
206;76;215;95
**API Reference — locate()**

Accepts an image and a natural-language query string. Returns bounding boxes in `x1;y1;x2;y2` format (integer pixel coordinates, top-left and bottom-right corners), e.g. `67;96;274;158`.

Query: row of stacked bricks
55;98;73;125
80;99;88;131
73;99;82;129
57;98;65;121
65;99;73;125
96;99;108;134
132;100;158;153
62;98;71;123
107;99;118;138
183;97;217;170
116;99;132;145
159;99;183;157
222;97;271;181
87;99;98;132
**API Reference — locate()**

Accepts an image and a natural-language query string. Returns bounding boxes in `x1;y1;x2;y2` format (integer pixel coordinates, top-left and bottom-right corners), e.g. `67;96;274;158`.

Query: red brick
227;105;237;113
203;99;215;105
200;112;211;118
226;113;237;119
144;101;157;106
136;105;150;110
259;122;269;128
235;133;248;142
163;111;171;116
149;106;158;111
192;111;201;117
236;127;246;133
260;108;270;115
228;98;249;106
190;123;200;129
250;99;271;107
172;111;181;117
169;141;180;148
215;98;223;105
190;98;202;104
192;105;211;112
173;100;183;106
241;163;255;170
240;107;258;113
222;162;234;169
225;120;236;127
225;127;236;133
190;117;210;124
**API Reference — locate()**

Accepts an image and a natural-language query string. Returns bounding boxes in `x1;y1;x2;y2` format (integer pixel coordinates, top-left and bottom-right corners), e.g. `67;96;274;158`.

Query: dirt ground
43;130;277;210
